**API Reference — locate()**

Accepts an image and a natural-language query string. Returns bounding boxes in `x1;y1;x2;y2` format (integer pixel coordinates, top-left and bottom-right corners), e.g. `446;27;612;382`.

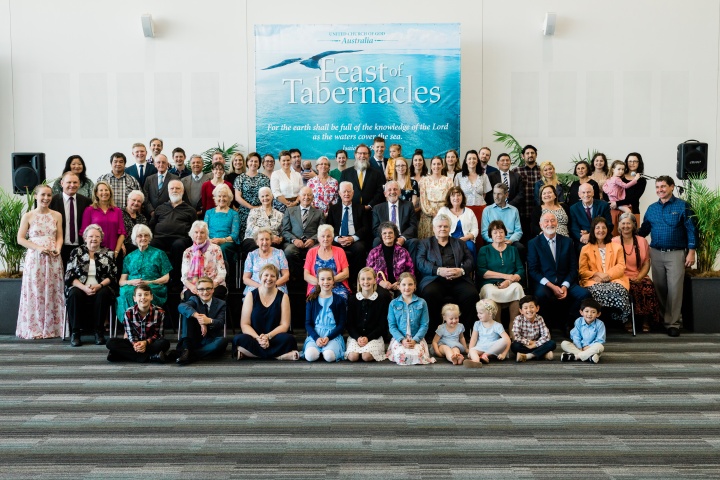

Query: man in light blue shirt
481;183;524;258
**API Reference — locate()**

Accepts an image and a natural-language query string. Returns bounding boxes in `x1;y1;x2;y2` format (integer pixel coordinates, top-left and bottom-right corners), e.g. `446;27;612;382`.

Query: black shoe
560;352;575;362
165;349;179;362
95;332;106;345
148;351;167;363
70;333;82;347
176;349;191;365
667;327;680;337
107;353;120;362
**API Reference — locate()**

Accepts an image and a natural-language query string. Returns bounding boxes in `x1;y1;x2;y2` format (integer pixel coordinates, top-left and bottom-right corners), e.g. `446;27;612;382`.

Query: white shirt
62;192;79;245
335;203;359;241
271;170;303;199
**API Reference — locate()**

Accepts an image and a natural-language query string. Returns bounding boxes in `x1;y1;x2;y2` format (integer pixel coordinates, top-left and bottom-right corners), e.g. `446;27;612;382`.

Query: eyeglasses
197;287;214;292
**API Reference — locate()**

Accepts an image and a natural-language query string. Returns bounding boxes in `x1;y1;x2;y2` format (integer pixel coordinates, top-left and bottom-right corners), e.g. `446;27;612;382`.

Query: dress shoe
148;351;167;363
176;349;191;365
70;333;82;347
667;327;680;337
95;332;106;345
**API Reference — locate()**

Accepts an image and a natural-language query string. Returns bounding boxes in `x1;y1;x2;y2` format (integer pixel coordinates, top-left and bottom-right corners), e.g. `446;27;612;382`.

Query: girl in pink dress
16;185;65;339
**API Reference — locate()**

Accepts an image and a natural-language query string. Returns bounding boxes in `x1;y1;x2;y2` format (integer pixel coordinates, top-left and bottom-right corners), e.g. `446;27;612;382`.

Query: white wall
1;0;718;211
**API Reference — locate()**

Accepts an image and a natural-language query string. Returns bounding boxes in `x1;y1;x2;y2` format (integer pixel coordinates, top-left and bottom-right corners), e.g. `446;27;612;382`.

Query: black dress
347;287;392;342
232;289;297;358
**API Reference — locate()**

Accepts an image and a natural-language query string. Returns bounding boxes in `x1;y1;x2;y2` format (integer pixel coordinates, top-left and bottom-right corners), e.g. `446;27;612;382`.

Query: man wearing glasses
175;277;229;365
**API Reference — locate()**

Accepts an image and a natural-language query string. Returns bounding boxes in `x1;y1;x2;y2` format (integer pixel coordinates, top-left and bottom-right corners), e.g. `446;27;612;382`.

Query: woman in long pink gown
16;185;65;339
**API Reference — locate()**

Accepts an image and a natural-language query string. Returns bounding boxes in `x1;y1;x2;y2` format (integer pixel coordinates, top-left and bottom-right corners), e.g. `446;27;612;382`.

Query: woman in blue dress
303;268;347;362
204;183;240;264
116;224;172;318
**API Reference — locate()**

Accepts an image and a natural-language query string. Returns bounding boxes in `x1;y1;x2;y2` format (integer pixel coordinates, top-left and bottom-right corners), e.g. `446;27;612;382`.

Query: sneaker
516;353;527;363
148;351;167;364
544;351;554;361
560;352;575;362
588;354;600;364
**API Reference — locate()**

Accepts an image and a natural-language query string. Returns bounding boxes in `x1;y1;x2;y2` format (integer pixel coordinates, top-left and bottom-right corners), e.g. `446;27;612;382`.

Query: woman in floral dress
234;153;270;240
418;156;454;239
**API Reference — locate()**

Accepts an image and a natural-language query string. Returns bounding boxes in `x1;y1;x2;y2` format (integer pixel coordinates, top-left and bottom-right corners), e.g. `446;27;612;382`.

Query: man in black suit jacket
485;153;524;208
340;144;385;208
142;154;180;217
49;172;92;267
370;136;388;174
175;277;228;365
125;143;157;188
325;181;371;284
371;180;418;253
282;187;323;279
415;213;478;340
569;183;614;254
528;211;590;327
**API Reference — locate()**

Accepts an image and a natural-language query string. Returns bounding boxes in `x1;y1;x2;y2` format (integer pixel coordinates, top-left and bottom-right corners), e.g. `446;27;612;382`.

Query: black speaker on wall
677;141;708;180
12;152;46;194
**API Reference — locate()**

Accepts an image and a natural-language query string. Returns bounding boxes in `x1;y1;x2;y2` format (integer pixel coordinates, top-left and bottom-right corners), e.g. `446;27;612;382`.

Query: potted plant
682;176;720;332
0;187;34;334
201;142;242;174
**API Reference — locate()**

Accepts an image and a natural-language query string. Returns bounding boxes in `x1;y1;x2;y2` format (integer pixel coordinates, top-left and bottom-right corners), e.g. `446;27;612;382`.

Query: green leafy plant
570;148;599;166
201;142;241;174
683;176;720;274
0;187;34;278
492;131;524;166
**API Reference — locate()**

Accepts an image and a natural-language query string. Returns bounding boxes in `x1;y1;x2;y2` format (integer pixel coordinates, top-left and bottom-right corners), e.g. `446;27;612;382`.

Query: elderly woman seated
181;220;227;300
365;221;414;295
117;224;172;318
243;227;290;296
579;217;631;325
204;183;240;264
65;224;118;347
240;186;284;253
303;223;351;298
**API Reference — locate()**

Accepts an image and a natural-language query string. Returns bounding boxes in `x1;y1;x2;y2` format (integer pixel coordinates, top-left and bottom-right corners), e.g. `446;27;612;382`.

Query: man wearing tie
175;277;229;365
125;143;157;189
340;144;385;209
569;183;613;255
143;154;180;217
528;212;590;329
371;180;418;253
485;153;524;207
325;181;371;283
282;187;323;280
181;154;212;217
49;172;92;267
370;136;388;175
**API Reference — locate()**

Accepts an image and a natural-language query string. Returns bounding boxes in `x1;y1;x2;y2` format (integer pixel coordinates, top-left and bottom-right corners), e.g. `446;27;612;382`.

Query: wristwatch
461;268;466;276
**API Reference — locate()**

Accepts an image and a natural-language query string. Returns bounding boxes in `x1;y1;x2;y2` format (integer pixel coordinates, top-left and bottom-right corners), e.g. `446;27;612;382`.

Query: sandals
642;322;651;333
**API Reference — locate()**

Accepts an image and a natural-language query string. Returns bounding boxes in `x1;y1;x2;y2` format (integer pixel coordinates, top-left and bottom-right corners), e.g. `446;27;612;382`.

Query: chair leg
631;300;636;337
61;306;68;341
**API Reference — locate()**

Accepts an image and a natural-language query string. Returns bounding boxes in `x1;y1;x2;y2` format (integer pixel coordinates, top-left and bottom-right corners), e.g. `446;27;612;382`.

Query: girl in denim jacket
386;273;436;365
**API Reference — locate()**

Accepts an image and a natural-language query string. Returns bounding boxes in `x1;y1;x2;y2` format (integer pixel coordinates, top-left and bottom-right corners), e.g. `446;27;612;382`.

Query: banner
255;24;461;159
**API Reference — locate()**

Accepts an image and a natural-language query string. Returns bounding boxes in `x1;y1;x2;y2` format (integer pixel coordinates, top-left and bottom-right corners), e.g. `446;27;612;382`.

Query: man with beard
513;145;542;245
340;144;385;210
478;146;498;174
149;180;197;287
527;211;590;331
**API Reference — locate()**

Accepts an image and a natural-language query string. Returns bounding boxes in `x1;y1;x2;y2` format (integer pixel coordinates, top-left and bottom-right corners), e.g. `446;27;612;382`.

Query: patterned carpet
0;332;719;479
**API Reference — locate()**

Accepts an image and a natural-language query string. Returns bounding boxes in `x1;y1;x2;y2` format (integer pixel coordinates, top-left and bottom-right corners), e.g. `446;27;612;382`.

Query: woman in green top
477;220;525;330
116;223;172;319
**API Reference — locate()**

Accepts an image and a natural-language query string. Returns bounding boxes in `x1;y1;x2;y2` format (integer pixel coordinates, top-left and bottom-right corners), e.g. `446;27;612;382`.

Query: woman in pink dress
16;184;65;339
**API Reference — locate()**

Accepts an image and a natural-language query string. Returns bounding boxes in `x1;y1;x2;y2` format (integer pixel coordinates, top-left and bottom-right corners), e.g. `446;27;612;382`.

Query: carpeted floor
0;332;719;479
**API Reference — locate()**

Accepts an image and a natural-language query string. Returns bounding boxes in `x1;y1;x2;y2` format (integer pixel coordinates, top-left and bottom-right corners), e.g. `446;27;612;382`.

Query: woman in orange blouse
579;216;631;326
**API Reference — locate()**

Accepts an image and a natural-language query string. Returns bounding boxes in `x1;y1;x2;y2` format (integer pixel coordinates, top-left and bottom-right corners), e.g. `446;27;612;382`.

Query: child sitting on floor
511;295;556;362
464;299;511;368
432;303;468;365
386;273;436;365
561;298;606;364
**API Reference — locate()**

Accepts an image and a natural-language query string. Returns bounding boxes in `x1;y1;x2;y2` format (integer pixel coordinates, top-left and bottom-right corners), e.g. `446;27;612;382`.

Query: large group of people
14;138;698;366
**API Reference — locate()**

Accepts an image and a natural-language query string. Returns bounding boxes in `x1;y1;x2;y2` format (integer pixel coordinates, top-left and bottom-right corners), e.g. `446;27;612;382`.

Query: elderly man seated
149;179;197;288
415;213;478;341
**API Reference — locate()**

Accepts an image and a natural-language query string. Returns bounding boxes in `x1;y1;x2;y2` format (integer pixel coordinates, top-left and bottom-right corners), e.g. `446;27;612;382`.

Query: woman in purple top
366;222;414;296
80;181;126;259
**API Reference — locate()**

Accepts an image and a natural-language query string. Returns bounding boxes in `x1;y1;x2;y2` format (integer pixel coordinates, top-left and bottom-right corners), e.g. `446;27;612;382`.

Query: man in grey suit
282;187;323;280
181;154;211;217
143;154;179;217
371;180;418;254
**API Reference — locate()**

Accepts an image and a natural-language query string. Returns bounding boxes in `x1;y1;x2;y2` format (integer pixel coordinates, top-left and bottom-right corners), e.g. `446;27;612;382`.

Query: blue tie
340;206;350;237
158;174;164;190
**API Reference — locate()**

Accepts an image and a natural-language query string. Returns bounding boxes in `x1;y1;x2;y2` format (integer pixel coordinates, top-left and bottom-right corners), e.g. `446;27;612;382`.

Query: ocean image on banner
255;24;460;159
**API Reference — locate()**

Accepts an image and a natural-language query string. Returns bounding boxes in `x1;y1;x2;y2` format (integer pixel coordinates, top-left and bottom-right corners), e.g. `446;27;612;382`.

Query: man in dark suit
569;183;613;254
142;154;180;217
370;136;388;174
125;142;157;189
485;153;524;207
415;213;478;340
528;211;590;328
282;187;323;280
49;171;92;267
479;147;498;175
175;277;229;365
340;143;385;209
325;181;371;283
371;180;418;253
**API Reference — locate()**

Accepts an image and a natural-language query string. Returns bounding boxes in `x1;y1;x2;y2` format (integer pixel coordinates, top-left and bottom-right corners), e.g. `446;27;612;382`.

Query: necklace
622;237;635;255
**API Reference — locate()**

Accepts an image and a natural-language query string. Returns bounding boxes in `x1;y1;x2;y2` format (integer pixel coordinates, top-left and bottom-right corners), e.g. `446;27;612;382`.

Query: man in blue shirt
481;183;524;259
638;176;697;337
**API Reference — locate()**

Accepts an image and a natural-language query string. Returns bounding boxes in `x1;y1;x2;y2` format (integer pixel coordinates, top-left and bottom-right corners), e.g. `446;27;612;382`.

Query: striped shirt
123;304;165;343
512;314;551;347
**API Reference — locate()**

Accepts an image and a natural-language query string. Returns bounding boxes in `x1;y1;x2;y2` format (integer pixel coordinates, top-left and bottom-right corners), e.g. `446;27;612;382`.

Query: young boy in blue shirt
560;298;606;364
